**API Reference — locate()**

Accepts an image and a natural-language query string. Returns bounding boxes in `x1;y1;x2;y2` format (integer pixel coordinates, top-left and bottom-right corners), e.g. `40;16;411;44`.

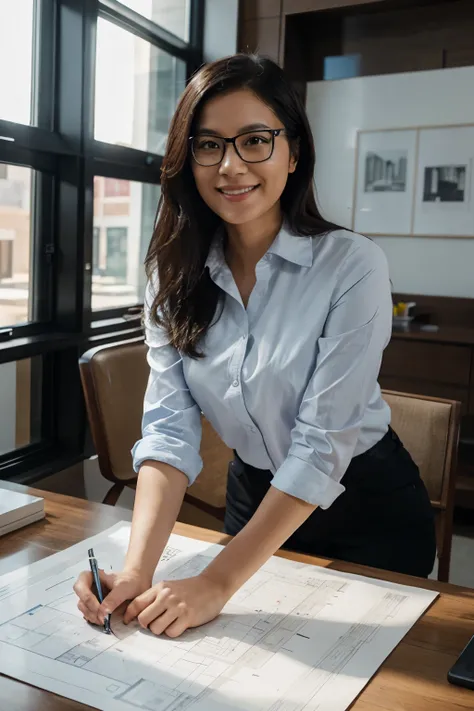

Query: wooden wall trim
240;0;281;21
239;17;282;62
283;0;388;14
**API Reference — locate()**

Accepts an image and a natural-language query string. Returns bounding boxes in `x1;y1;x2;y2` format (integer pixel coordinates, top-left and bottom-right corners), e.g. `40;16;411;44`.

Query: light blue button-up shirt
132;225;392;509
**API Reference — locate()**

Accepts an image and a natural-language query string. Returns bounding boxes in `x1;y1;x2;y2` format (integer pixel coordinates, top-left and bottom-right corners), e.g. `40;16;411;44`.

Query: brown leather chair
382;389;461;583
79;338;230;518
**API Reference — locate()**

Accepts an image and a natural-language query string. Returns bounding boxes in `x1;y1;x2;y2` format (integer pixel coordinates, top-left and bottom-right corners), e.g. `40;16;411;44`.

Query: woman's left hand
115;573;230;638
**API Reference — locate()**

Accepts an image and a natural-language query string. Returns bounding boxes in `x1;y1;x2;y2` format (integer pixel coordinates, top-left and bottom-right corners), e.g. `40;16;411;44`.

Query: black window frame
0;0;204;482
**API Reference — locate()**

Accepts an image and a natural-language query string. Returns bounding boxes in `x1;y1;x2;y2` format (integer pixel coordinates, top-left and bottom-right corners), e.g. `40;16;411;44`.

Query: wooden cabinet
239;16;281;62
379;329;474;509
382;340;472;388
380;332;474;416
238;0;474;84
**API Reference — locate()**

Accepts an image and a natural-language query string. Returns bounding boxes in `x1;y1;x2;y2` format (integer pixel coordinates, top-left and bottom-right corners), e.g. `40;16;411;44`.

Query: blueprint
0;522;438;711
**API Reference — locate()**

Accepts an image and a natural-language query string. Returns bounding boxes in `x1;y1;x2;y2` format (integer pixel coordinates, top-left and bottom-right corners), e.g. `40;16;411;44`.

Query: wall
203;0;238;62
307;66;474;297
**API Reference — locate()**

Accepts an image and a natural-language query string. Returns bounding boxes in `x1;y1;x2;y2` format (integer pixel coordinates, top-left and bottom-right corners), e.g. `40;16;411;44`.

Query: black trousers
224;428;437;578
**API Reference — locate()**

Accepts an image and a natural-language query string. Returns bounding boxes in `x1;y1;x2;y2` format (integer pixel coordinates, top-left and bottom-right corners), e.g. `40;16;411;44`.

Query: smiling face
191;88;297;227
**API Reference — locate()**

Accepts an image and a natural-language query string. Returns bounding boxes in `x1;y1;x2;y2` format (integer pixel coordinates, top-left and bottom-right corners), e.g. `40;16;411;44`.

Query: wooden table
1;482;474;711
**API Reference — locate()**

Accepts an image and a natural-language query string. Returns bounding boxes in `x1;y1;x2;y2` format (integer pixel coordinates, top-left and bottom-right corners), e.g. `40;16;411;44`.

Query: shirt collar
205;222;313;276
267;224;313;267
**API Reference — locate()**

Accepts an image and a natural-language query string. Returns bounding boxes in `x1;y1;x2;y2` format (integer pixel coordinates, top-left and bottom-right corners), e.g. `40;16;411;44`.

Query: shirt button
232;379;239;387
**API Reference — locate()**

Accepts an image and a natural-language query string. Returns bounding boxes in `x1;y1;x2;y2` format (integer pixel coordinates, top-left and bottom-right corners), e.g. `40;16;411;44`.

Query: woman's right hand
73;568;152;626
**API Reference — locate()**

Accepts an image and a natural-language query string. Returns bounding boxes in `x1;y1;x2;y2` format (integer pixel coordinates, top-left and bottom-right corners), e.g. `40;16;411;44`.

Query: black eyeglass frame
189;128;286;166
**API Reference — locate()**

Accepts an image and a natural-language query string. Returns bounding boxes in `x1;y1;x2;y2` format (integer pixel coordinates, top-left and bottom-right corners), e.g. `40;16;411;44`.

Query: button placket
247;261;271;325
227;314;256;429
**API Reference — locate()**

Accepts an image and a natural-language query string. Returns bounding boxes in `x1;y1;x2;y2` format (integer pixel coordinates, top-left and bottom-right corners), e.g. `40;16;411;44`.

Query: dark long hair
146;53;339;358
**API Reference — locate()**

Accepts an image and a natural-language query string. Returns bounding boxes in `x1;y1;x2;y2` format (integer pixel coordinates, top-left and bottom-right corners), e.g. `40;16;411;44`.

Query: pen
88;547;111;634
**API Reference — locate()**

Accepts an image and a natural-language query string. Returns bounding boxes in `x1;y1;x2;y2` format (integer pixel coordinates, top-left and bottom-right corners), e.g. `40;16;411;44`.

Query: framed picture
413;126;474;237
353;129;418;235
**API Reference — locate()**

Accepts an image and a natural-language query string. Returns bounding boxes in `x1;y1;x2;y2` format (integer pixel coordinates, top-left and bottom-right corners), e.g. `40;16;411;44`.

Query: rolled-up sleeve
131;283;203;483
271;242;392;509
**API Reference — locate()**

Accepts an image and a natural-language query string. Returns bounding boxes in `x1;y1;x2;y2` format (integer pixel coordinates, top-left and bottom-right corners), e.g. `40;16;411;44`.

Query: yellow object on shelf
393;301;416;320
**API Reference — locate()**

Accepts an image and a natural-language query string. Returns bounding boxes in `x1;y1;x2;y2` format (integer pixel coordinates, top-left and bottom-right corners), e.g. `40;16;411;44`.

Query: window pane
0;0;35;125
117;0;190;42
0;356;42;455
0;164;33;327
94;19;186;154
92;176;160;311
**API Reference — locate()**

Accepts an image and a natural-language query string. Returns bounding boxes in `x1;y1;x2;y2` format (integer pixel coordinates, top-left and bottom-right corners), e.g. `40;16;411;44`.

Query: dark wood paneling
240;0;281;21
239;17;281;61
391;327;474;347
382;340;471;387
379;376;470;415
283;0;387;12
392;293;474;329
445;47;474;68
341;0;474;78
279;0;474;81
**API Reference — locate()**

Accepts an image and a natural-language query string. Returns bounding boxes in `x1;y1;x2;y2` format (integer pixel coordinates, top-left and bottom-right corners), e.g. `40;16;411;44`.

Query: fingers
98;582;129;622
137;587;171;629
149;608;180;636
99;570;115;589
73;571;101;622
123;588;157;625
132;585;190;637
77;600;90;620
164;616;189;638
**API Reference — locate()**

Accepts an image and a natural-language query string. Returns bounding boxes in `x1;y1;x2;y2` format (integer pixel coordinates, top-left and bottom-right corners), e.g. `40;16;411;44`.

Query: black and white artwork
423;165;467;203
364;150;408;193
413;125;474;236
354;130;417;235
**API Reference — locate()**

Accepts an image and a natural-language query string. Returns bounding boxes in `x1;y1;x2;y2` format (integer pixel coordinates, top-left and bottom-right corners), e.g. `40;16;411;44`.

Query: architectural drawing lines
0;526;438;711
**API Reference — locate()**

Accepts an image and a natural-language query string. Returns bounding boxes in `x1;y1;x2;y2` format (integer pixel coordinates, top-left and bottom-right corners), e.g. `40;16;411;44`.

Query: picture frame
413;125;474;237
352;129;418;236
351;124;474;239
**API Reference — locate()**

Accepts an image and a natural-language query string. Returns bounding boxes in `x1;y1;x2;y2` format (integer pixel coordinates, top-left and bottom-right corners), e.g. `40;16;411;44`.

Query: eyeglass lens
192;131;274;166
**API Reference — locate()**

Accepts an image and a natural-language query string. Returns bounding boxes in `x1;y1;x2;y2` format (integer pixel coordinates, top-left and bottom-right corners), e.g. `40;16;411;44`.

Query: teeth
220;186;256;195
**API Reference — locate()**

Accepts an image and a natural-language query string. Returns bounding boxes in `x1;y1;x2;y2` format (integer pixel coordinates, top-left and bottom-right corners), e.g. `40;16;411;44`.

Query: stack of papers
0;488;45;537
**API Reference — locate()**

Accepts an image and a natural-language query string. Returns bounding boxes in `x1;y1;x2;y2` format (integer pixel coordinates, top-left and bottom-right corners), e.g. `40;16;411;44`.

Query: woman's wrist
123;558;155;584
199;565;237;600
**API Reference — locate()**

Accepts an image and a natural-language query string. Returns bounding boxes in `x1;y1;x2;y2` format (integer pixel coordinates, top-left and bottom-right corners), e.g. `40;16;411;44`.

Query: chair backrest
80;338;148;483
382;389;461;509
79;338;231;507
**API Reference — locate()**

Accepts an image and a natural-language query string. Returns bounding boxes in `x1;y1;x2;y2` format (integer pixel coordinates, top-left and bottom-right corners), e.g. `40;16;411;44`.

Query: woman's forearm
203;486;317;596
123;461;188;582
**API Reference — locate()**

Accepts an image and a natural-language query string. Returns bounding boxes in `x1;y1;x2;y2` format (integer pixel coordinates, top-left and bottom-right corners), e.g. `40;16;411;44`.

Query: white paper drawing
0;523;438;711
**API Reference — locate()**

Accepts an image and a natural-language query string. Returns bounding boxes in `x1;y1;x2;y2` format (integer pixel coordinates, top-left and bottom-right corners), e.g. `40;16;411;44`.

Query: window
92;177;160;311
0;357;42;456
118;0;191;41
95;18;186;154
0;0;35;125
0;165;33;327
0;0;203;481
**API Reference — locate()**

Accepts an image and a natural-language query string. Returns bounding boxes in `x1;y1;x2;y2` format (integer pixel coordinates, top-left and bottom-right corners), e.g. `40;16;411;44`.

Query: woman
74;54;436;639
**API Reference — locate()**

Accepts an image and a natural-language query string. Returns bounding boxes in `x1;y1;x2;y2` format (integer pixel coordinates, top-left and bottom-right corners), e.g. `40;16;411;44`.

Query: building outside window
0;0;203;481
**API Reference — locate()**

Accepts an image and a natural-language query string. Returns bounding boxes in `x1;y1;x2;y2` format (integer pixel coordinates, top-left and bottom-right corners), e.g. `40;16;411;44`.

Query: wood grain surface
0;482;473;710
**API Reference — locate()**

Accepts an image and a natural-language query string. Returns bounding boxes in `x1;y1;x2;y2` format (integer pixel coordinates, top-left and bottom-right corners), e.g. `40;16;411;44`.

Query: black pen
88;547;111;634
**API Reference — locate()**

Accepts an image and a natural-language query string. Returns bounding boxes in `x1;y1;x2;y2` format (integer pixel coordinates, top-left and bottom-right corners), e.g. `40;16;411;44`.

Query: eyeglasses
190;128;286;167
